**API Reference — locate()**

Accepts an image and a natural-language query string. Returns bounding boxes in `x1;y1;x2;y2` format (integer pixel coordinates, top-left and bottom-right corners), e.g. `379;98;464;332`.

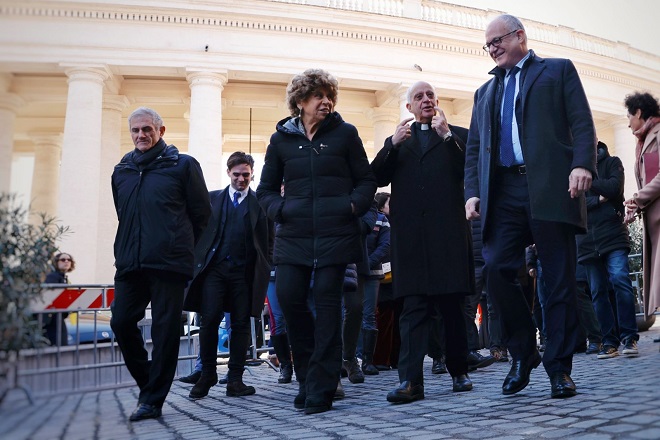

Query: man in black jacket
372;81;474;404
183;151;272;400
110;107;211;422
577;141;639;359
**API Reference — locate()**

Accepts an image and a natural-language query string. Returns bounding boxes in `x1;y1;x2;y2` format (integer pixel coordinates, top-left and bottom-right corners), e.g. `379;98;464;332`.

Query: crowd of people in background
38;12;659;423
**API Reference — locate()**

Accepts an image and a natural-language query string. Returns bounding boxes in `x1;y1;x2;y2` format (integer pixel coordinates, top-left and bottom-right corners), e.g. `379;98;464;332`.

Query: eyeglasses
58;258;72;262
483;29;519;52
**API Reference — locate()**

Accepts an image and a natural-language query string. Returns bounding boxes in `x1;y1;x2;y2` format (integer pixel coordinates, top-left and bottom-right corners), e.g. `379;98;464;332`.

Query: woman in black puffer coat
257;69;376;415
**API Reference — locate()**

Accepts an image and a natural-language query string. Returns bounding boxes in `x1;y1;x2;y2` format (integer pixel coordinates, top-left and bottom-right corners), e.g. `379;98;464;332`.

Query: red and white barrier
31;286;115;312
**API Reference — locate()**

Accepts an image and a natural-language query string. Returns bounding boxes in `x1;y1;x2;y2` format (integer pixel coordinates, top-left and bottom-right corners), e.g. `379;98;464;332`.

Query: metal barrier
7;284;274;399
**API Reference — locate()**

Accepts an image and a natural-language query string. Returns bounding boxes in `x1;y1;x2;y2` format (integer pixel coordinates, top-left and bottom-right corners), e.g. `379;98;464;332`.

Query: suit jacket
183;187;273;317
465;50;597;238
371;123;475;298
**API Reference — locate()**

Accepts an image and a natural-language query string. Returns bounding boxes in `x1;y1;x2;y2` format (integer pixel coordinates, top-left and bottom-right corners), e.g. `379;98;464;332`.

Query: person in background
110;107;211;422
579;141;639;359
267;267;294;384
360;199;391;375
372;192;401;371
372;80;474;404
183;151;272;400
624;92;660;332
257;68;377;415
42;252;75;346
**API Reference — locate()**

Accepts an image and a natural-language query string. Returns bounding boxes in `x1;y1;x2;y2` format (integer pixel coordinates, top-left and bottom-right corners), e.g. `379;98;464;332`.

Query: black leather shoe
502;350;542;395
386;381;424;403
129;403;162;422
189;374;217;399
278;363;293;384
218;373;229;384
467;351;496;370
304;396;332;415
452;374;473;392
178;370;202;384
431;358;447;374
550;372;577;398
226;379;256;397
294;383;306;409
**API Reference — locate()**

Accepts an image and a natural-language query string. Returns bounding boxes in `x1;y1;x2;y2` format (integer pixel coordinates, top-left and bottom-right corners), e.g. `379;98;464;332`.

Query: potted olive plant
0;193;69;405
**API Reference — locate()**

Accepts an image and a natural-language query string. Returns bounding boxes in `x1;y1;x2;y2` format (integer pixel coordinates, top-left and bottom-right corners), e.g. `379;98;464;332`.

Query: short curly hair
286;69;338;117
624;92;660;120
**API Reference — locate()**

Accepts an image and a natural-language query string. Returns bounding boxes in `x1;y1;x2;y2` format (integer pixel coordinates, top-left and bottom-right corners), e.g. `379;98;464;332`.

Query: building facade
1;0;659;282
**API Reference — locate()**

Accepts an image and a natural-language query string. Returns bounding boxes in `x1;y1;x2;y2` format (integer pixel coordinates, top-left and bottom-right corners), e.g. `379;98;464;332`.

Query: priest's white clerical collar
419;123;430;131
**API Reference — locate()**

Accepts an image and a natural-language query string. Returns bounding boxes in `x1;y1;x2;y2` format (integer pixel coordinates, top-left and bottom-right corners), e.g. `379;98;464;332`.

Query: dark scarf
131;138;167;170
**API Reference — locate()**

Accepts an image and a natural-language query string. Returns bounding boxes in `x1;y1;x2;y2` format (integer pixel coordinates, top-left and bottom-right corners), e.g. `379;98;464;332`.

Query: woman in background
624;92;660;327
43;252;75;346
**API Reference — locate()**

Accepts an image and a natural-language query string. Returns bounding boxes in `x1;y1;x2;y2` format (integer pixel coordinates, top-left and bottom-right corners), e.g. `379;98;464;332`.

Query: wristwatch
442;131;452;142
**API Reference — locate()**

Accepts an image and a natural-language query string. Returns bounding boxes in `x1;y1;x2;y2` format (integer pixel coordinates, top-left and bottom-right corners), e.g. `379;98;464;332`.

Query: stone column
612;117;637;199
29;133;62;220
372;108;400;155
96;95;129;283
58;66;108;283
186;70;228;190
0;92;24;193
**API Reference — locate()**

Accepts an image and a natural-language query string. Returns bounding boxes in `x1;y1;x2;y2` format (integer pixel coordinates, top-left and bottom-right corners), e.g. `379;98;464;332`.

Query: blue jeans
584;249;639;347
361;278;380;331
266;280;287;336
193;312;230;372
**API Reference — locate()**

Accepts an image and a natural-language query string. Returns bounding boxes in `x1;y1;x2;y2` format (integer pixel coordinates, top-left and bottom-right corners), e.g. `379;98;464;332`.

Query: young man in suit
464;14;597;398
183;151;272;400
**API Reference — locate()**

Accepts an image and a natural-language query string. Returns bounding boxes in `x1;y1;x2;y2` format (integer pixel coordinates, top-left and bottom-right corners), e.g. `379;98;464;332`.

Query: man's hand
392;117;414;147
432;106;450;138
568;167;592;198
465;197;480;220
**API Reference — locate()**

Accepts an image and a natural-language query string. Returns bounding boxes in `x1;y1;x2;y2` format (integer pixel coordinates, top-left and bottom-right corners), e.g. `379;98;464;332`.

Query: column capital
0;92;25;112
376;83;409;107
28;132;63;146
63;66;109;85
370;107;400;124
0;73;14;93
103;94;130;112
186;70;229;90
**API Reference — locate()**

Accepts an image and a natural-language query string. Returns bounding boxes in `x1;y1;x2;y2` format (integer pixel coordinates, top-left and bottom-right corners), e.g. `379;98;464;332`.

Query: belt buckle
517;165;526;175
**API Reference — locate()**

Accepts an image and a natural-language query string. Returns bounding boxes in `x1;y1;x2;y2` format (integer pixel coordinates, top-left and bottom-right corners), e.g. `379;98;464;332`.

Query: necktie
500;66;520;167
232;192;240;207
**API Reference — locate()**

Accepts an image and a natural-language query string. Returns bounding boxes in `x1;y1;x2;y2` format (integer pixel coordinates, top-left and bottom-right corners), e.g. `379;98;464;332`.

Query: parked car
66;311;114;345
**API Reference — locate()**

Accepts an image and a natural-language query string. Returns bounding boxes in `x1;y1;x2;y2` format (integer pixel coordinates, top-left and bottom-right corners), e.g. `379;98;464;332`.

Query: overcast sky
447;0;658;57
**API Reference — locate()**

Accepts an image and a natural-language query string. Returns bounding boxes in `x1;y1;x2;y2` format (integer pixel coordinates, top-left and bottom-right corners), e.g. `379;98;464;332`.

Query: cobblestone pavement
1;324;659;440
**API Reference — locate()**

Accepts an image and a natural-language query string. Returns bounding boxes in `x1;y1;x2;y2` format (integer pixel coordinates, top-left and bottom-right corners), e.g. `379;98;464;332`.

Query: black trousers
111;269;186;408
483;171;579;375
198;259;251;381
276;264;344;405
400;294;468;385
464;265;484;351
